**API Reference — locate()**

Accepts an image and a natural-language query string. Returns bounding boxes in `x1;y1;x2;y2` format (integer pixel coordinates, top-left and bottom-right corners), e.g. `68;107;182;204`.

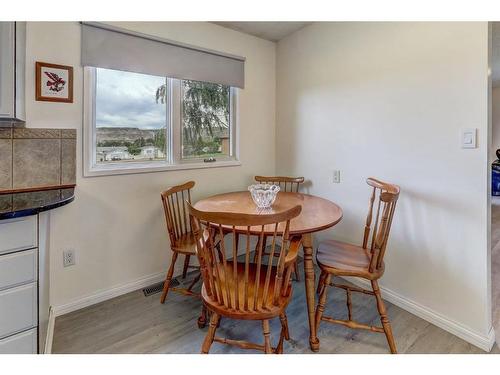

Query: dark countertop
0;188;75;220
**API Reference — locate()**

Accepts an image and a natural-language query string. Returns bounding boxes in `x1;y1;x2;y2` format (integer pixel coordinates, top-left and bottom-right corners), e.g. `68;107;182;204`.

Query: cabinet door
0;328;37;354
0;249;37;291
0;216;38;255
0;22;15;118
0;283;37;339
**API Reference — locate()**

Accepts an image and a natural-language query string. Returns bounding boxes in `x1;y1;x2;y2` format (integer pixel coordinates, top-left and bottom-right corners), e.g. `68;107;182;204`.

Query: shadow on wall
300;179;313;193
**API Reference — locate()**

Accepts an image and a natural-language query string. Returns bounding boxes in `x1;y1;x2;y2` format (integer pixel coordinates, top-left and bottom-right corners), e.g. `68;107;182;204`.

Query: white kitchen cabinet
0;215;37;255
0;249;37;291
0;22;25;121
0;213;51;354
0;328;37;354
0;283;37;339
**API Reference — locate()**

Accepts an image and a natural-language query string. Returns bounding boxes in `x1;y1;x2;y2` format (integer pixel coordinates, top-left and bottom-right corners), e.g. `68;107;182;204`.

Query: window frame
83;67;240;177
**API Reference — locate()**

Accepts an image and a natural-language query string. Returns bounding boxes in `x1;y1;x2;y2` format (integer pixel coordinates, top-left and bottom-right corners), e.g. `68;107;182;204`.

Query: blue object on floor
493;149;500;196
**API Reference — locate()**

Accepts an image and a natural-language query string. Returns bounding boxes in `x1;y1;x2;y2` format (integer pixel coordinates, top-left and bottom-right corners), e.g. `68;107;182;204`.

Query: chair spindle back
161;181;195;245
188;204;302;312
254;176;305;193
362;178;400;273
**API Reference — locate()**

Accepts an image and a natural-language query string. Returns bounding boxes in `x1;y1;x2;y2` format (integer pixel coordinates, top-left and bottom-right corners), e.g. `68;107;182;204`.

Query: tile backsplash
0;128;76;191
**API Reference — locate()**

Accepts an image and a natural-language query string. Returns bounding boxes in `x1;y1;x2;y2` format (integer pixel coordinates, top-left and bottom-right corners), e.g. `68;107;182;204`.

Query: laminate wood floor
53;259;500;354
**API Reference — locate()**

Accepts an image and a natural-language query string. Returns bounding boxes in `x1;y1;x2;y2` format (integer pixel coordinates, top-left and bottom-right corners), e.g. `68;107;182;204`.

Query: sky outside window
95;68;166;129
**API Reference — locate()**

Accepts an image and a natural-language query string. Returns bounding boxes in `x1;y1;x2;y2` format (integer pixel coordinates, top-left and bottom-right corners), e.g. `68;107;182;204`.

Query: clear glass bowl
248;184;280;208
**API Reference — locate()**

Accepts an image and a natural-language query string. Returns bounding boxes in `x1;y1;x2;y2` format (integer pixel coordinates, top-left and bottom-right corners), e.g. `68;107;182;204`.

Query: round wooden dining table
193;190;343;351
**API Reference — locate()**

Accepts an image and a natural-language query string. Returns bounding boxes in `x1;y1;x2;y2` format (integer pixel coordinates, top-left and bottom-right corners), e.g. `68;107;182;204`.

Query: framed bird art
35;61;73;103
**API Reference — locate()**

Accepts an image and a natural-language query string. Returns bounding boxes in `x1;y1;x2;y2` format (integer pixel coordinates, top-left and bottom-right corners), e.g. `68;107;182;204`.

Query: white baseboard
342;276;496;352
52;272;165;317
44;306;55;354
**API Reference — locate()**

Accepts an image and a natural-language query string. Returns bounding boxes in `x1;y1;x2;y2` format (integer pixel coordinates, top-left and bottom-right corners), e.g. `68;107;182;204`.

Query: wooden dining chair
253;175;305;281
188;203;303;354
314;177;400;353
160;181;207;327
254;175;304;193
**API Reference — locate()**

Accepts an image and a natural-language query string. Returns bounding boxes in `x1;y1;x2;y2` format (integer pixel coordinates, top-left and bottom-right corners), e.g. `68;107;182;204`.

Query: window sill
83;159;241;177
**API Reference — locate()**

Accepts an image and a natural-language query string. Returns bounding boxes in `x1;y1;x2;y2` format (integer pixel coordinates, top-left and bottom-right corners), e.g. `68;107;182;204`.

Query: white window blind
81;22;245;88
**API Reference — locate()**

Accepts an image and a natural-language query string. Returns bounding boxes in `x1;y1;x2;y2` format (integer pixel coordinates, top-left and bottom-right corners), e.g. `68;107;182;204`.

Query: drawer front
0;249;37;291
0;216;37;255
0;283;37;339
0;328;37;354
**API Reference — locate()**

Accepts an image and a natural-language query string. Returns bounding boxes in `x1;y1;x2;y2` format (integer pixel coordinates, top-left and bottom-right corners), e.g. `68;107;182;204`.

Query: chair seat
172;232;197;255
201;262;292;320
316;239;382;278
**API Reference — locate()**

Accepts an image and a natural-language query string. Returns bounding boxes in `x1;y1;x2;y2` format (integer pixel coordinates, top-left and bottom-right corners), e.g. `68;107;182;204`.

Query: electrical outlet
63;249;76;267
333;170;341;183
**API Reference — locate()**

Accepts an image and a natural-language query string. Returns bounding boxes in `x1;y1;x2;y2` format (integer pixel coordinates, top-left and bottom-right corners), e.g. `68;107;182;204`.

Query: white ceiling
212;22;311;42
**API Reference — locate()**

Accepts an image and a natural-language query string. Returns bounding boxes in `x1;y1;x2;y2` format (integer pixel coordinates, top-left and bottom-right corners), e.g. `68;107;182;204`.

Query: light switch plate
461;128;477;149
333;170;341;183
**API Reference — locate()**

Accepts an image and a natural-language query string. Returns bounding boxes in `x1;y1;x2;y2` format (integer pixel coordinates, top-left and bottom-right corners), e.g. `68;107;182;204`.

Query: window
84;67;238;177
95;69;169;165
181;80;231;160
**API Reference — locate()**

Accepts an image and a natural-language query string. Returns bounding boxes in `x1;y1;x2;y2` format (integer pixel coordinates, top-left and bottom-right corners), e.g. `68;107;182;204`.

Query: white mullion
171;78;182;164
83;67;97;177
165;77;174;164
230;87;238;159
91;70;97;167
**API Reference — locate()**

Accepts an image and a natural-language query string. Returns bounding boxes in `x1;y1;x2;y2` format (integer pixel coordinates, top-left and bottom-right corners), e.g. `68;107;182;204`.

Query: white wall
24;22;276;308
276;22;492;347
492;87;500;161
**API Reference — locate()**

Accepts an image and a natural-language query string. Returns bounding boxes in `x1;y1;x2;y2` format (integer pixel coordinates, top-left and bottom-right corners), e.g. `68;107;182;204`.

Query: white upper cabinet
0;22;25;122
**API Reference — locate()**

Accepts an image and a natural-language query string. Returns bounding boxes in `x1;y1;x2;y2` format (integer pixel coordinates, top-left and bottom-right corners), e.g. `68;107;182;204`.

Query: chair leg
276;321;286;354
279;313;290;340
186;272;201;292
206;310;221;328
276;333;284;354
201;312;220;354
371;280;397;354
294;261;301;281
262;320;273;354
315;273;331;333
197;304;208;329
182;255;191;279
160;252;178;304
316;270;327;295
